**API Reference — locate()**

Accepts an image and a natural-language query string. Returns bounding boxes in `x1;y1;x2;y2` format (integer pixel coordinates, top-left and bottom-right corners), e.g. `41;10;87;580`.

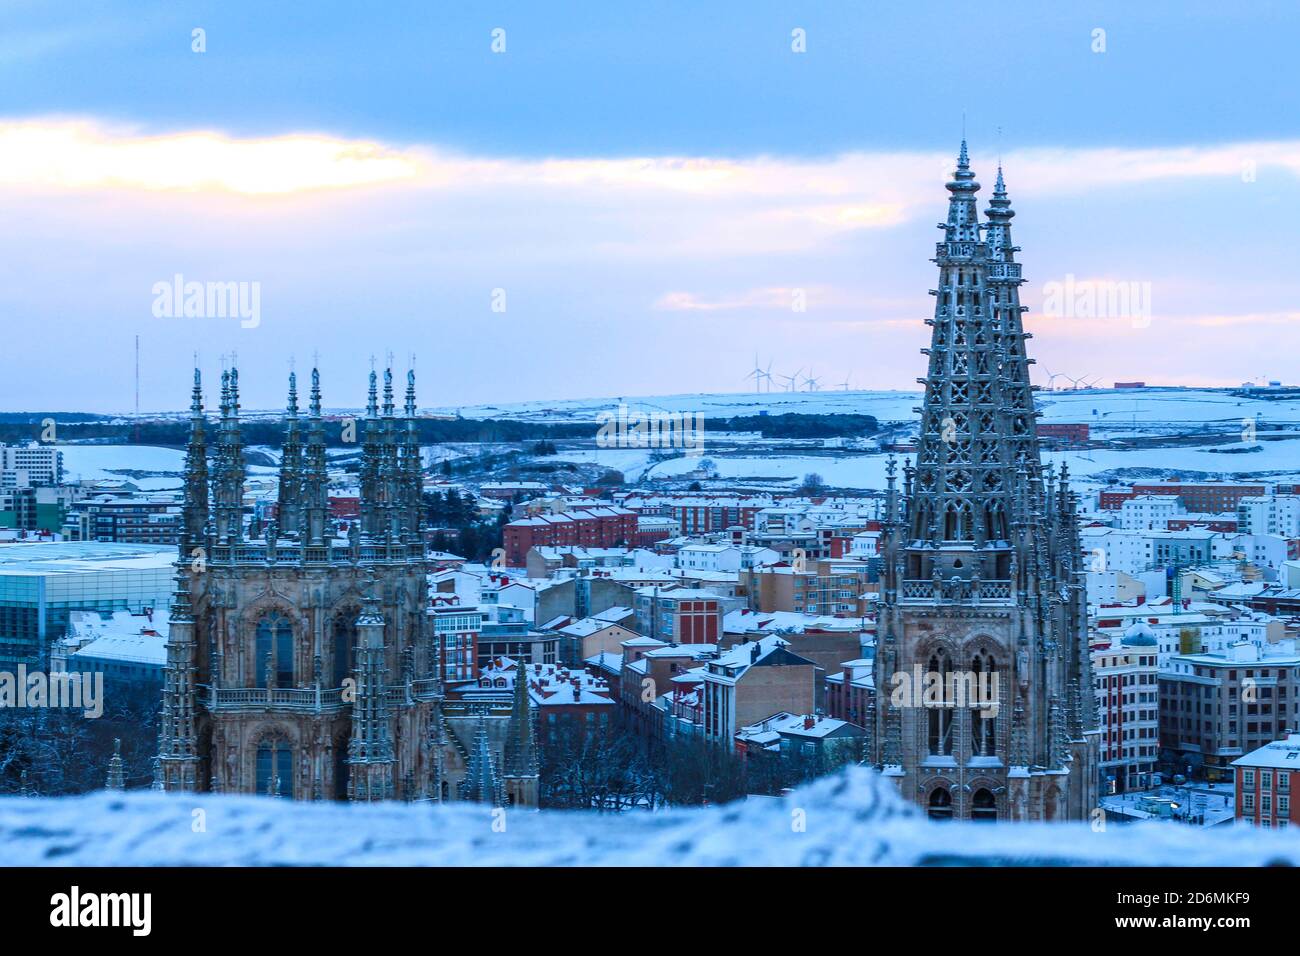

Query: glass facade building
0;542;175;670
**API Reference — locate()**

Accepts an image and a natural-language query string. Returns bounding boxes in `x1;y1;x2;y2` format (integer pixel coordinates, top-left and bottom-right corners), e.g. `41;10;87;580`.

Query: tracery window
927;649;954;755
256;612;294;688
255;738;294;797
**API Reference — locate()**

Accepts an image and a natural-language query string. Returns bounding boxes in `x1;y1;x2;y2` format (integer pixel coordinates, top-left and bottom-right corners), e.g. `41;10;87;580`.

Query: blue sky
1;0;1297;412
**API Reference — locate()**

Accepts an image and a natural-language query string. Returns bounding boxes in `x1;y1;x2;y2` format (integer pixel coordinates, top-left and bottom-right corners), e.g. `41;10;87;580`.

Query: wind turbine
1042;367;1065;391
744;354;767;393
778;368;803;392
803;370;822;392
838;372;853;391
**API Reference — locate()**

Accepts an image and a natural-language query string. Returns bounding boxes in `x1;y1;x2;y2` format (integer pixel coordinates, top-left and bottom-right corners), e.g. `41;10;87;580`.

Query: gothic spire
360;369;384;539
276;371;303;538
459;710;505;807
181;368;209;556
943;139;981;243
158;563;200;791
105;738;126;791
902;141;1020;576
347;572;396;801
301;367;331;546
400;368;423;539
212;366;246;544
503;659;539;778
983;165;1044;528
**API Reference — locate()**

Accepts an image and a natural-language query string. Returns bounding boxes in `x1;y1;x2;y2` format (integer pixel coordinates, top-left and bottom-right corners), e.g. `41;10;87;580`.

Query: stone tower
156;364;539;805
868;143;1100;821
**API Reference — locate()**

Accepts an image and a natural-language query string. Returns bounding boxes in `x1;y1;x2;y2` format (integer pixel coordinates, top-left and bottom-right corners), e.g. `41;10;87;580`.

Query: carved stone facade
868;144;1101;821
156;366;538;805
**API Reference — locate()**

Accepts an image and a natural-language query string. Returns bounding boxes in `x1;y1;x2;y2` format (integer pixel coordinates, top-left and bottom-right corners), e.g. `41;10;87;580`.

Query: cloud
1;116;1298;410
8;116;1297;210
0;120;422;194
654;287;807;312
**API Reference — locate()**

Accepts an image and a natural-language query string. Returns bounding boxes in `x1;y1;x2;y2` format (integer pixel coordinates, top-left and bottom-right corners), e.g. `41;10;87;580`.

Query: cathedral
155;365;539;806
867;142;1101;821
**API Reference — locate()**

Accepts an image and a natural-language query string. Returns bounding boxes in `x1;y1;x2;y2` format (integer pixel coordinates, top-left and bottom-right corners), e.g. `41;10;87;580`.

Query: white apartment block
1212;533;1290;571
675;543;780;573
1237;495;1300;538
0;443;63;488
1119;494;1185;530
1080;527;1150;576
849;530;881;558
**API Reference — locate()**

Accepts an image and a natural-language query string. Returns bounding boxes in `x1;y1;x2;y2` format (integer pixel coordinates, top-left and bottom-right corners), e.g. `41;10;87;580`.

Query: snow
58;444;277;490
433;386;1300;428
3;766;1297;866
51;386;1300;498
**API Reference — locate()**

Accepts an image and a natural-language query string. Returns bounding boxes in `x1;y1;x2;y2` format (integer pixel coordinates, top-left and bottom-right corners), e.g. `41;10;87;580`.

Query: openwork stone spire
460;710;505;807
301;367;330;546
347;572;396;801
503;660;539;777
276;371;303;538
212;367;246;544
904;142;1019;577
870;142;1101;820
400;368;424;538
983;166;1045;522
359;369;383;538
181;369;209;554
158;565;200;791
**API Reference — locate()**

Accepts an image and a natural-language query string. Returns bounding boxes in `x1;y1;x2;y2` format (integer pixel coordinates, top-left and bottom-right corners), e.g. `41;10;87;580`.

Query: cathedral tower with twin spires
868;143;1100;821
156;365;538;805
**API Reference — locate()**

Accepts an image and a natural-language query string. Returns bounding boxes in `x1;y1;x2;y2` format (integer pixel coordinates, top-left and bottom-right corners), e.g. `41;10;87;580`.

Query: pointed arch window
927;649;954;755
942;502;971;541
332;610;358;687
256;739;294;797
334;744;350;800
256;612;294;688
971;787;997;822
970;651;1000;757
927;786;953;820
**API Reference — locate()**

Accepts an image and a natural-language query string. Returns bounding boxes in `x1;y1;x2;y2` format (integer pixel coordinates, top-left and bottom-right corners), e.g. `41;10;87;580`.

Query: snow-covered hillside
3;767;1297;866
429;386;1300;428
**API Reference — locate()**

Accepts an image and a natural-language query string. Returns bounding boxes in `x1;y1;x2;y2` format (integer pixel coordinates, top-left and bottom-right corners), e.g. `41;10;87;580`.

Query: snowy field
58;445;277;491
53;387;1300;494
430;387;1300;428
2;767;1296;866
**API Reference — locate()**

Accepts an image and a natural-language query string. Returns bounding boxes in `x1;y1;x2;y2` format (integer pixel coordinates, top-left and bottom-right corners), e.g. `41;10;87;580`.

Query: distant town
4;365;1300;827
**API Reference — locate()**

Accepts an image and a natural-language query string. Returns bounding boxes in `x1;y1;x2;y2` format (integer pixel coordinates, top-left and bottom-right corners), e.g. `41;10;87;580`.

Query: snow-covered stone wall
3;768;1298;866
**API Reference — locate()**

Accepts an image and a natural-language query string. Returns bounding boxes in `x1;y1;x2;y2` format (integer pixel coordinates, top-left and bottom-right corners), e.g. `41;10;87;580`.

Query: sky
0;0;1298;414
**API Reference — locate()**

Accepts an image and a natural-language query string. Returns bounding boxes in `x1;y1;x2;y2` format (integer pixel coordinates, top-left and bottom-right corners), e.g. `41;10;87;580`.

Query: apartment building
1092;624;1160;793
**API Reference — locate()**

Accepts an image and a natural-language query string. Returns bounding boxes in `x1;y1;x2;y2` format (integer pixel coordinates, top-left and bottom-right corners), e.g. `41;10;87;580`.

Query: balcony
206;541;425;566
200;685;348;714
899;578;1012;605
